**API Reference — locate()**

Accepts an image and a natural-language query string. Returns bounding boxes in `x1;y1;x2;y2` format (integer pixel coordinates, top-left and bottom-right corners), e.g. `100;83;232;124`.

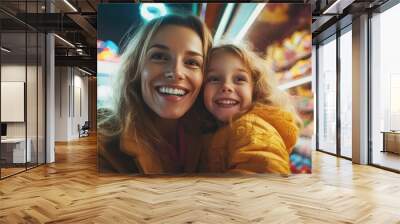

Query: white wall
55;67;69;141
1;65;34;137
1;63;46;164
55;67;89;141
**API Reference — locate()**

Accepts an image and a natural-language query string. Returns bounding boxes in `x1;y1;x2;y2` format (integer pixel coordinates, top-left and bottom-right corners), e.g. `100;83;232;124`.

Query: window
370;2;400;171
339;27;352;158
317;35;337;154
0;1;46;179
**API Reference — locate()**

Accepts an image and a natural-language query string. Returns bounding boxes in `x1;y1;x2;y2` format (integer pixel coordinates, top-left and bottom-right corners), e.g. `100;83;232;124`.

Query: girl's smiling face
204;51;253;123
141;25;204;119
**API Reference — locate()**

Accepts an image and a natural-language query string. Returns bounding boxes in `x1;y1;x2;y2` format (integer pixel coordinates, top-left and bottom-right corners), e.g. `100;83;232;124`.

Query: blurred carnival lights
140;3;167;21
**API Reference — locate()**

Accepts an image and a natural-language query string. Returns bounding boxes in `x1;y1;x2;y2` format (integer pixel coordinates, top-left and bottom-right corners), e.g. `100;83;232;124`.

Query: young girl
202;43;300;174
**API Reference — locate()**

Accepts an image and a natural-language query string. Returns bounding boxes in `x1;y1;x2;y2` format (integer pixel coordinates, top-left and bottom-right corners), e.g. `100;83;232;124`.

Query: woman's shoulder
97;110;140;174
98;133;141;174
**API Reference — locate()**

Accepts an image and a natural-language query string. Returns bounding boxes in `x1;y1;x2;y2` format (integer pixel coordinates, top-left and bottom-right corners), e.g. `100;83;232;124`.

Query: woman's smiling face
141;25;204;119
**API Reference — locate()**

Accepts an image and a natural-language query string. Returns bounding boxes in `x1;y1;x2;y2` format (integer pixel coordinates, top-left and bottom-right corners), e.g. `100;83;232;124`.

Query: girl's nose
220;83;233;93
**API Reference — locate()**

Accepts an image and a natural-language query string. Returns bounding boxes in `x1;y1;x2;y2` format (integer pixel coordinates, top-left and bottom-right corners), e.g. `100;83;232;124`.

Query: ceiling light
278;76;312;90
214;3;235;42
323;0;355;14
63;0;78;12
1;47;11;53
78;67;93;76
140;3;167;21
234;3;266;42
199;3;207;21
54;34;75;48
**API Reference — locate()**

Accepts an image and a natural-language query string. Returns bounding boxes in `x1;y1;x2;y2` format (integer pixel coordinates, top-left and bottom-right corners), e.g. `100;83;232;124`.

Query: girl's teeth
217;100;237;105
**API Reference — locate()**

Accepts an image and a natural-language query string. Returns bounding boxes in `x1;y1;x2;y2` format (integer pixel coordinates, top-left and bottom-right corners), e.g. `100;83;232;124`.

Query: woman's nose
165;59;185;80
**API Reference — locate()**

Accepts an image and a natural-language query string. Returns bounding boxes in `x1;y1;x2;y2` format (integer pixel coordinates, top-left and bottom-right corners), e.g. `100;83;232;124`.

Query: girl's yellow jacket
205;104;299;174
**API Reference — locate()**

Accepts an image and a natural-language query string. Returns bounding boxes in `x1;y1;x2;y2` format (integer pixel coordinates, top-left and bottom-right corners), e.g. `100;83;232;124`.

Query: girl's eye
235;75;248;83
186;59;202;68
150;52;169;61
206;75;220;83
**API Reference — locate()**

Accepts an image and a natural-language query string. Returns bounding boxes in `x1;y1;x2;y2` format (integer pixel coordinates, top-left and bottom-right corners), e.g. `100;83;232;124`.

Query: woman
98;14;213;174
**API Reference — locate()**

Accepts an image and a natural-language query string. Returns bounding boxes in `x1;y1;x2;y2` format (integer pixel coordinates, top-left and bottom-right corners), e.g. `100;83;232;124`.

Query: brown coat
98;125;204;174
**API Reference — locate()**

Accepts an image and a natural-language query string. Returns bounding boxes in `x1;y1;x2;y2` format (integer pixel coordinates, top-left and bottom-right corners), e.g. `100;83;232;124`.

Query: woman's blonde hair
98;14;213;148
205;43;302;128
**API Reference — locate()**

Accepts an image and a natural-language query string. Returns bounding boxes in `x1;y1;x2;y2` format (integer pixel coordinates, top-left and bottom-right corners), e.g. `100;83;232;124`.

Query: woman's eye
150;52;169;61
186;59;201;68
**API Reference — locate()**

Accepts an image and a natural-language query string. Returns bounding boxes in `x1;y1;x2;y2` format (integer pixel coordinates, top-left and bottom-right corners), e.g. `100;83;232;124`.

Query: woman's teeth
158;87;186;96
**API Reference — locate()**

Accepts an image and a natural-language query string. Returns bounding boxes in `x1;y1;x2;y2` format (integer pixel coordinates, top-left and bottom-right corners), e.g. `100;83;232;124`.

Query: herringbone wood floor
1;135;400;224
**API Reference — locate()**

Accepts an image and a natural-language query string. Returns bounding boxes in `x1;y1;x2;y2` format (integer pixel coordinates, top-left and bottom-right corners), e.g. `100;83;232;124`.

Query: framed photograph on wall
97;3;312;175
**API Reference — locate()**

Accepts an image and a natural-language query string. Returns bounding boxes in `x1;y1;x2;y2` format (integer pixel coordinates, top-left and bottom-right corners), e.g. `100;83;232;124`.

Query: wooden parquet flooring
1;167;26;178
1;135;400;223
